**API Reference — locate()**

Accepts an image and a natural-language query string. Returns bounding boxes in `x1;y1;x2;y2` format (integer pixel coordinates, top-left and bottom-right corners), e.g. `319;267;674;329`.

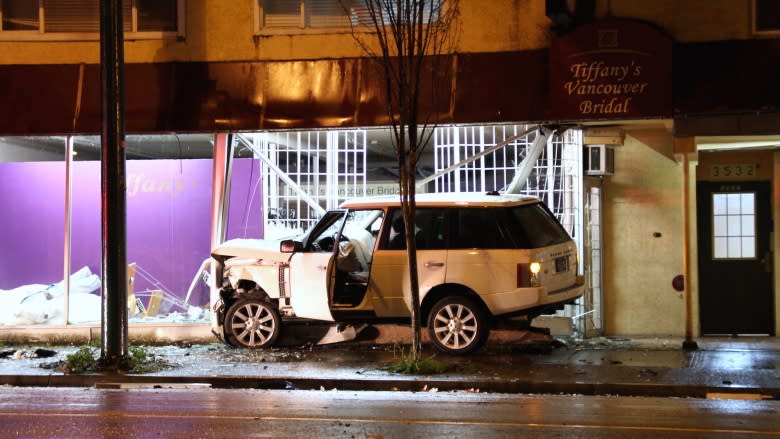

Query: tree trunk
402;160;422;359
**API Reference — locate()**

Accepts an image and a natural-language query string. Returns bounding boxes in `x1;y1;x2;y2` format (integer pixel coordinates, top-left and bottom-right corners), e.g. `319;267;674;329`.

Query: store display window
0;135;217;326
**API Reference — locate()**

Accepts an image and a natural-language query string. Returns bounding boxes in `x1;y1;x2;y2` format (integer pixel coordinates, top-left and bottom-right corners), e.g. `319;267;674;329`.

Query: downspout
676;136;698;350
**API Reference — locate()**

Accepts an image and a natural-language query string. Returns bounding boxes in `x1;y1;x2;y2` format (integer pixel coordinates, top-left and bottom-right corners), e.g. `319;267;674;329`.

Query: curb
2;373;778;399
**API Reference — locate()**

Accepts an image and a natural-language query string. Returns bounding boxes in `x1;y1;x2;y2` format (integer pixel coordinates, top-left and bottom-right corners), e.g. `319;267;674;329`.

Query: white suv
210;192;584;354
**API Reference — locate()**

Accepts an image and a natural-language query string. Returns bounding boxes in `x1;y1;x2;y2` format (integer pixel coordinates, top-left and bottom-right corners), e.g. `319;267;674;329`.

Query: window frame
752;0;780;36
710;192;757;260
0;0;185;42
254;0;443;36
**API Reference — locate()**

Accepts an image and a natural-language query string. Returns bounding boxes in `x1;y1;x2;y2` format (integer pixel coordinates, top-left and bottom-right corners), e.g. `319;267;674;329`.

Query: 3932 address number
710;163;756;180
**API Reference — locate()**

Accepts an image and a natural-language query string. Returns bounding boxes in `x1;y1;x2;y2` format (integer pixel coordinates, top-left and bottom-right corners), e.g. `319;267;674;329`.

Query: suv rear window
507;203;572;248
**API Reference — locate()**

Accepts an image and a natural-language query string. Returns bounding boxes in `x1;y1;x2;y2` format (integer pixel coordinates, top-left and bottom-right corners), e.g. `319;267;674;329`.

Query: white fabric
343;226;375;271
0;266;101;325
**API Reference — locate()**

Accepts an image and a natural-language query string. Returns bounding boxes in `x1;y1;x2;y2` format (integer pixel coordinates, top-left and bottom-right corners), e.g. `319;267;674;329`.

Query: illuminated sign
550;19;673;120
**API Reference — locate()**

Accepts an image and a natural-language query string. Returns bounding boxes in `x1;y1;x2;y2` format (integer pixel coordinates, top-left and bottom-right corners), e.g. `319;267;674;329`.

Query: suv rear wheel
427;296;488;354
224;298;281;349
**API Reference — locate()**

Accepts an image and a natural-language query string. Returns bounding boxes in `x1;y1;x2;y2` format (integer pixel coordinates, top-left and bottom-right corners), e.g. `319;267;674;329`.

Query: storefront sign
290;182;401;199
550;19;673;120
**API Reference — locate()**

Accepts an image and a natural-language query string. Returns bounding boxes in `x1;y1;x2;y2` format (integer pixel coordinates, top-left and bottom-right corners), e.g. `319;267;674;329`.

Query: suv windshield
507;203;572;248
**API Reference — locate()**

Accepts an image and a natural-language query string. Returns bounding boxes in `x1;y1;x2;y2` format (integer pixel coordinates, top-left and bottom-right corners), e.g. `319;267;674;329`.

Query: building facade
0;0;778;339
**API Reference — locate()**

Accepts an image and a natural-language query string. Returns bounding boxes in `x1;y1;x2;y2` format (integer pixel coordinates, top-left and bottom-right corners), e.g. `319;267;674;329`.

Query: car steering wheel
313;236;335;252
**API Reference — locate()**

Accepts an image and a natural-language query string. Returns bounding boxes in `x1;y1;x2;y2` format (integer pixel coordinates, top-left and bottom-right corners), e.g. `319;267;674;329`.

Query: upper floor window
256;0;442;34
753;0;780;35
0;0;184;41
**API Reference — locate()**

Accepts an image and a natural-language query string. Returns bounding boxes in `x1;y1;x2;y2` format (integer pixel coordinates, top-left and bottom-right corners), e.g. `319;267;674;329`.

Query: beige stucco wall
605;144;779;337
602;128;686;335
0;0;761;65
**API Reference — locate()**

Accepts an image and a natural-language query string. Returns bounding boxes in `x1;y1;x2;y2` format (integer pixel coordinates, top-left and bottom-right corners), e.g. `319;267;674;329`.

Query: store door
697;181;774;335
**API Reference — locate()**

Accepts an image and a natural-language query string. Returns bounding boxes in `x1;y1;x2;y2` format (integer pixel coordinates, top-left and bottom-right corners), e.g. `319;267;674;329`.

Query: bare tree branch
344;0;460;360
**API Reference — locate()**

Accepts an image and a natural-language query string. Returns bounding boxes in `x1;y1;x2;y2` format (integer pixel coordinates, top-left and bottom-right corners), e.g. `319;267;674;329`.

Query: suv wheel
427;296;488;354
224;298;281;349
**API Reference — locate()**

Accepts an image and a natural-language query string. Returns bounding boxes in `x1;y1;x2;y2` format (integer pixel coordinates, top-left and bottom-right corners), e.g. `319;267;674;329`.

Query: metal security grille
583;183;603;335
433;125;533;195
433;125;582;241
433;124;588;333
239;130;366;238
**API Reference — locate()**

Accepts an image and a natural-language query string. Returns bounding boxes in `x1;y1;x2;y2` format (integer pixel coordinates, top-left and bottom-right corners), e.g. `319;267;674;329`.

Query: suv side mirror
280;239;302;253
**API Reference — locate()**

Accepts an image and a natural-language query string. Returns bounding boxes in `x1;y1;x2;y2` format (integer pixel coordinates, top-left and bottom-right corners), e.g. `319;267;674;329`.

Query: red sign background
550;19;673;120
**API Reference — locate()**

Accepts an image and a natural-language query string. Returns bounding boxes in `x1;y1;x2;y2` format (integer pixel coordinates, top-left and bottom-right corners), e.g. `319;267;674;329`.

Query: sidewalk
1;325;778;399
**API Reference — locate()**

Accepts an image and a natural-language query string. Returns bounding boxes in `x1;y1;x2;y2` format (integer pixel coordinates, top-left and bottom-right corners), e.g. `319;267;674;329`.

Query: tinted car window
383;209;406;250
381;208;445;250
415;208;446;249
507;203;571;248
450;208;513;249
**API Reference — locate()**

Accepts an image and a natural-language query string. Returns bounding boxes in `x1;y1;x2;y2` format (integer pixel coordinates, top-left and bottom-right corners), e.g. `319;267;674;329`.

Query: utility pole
99;0;128;368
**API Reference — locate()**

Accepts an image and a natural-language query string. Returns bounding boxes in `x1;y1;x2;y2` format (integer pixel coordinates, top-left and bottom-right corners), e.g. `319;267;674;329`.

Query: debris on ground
0;348;57;359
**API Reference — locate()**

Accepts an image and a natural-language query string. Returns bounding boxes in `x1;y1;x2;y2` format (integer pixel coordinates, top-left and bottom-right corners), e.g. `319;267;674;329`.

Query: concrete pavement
1;324;778;399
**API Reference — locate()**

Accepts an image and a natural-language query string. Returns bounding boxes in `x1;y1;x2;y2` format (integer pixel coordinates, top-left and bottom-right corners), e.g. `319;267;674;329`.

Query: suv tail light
517;262;541;288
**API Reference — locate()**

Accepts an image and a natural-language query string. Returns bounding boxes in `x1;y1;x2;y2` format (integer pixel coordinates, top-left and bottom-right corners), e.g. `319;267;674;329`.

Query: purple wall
0;158;261;307
227;159;263;240
125;159;213;305
0;162;66;287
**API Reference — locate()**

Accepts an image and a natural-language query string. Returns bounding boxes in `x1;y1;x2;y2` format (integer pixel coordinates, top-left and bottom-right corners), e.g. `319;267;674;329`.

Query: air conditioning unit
584;144;615;176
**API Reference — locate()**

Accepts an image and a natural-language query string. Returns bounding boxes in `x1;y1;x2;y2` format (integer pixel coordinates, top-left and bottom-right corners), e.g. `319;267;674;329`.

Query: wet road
0;387;777;438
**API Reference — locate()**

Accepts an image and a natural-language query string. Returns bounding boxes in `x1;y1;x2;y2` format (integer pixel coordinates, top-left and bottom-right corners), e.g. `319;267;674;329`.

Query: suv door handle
424;262;444;268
